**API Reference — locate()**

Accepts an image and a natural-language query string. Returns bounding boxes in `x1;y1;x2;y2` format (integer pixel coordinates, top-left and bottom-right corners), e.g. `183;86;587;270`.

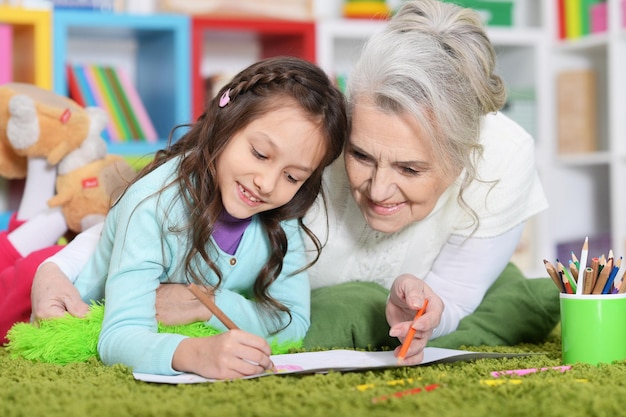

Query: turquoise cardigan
74;157;311;375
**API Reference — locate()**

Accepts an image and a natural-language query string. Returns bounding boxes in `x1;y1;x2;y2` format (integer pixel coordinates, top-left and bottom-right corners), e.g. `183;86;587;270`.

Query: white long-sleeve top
303;112;549;337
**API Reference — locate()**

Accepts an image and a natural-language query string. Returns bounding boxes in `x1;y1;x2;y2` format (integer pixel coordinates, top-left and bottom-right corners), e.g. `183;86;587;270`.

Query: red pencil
397;299;429;362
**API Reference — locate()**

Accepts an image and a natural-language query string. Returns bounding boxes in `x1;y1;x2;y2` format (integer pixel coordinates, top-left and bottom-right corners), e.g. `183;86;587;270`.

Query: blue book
49;0;114;10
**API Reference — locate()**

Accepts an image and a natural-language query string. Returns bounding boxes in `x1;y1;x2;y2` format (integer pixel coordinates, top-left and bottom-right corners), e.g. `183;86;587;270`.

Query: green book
581;0;601;35
92;64;133;140
104;66;145;140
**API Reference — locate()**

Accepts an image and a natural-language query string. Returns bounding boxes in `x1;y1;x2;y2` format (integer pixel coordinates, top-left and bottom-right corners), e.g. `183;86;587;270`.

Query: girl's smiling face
217;104;326;219
345;100;457;234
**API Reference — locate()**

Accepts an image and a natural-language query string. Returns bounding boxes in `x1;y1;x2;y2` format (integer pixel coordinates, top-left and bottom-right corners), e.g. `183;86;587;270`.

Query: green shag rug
3;327;626;417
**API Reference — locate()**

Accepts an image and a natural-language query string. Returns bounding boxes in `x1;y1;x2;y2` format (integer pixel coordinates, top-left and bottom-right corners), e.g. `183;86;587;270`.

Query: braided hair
130;56;348;333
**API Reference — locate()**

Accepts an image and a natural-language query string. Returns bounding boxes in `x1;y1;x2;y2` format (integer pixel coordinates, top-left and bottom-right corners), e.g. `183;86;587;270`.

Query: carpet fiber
2;329;625;417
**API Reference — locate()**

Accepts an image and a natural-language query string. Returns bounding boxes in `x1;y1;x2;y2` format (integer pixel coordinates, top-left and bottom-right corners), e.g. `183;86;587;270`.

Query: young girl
53;56;347;380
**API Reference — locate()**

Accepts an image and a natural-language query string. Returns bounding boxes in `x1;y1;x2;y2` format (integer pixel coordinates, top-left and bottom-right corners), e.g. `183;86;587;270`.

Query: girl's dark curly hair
128;56;348;333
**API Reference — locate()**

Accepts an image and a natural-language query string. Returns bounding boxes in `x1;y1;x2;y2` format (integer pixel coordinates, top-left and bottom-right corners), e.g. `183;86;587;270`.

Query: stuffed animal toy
49;153;137;233
0;82;96;179
0;82;138;344
0;82;137;233
46;127;137;233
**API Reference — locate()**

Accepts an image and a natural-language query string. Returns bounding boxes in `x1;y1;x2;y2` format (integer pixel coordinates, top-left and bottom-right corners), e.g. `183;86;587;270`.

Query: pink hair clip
219;89;231;108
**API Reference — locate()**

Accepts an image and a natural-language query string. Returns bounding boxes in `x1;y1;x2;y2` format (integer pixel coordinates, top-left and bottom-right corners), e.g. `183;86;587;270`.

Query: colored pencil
561;272;574;294
544;259;564;292
592;257;613;294
569;260;579;284
187;283;239;330
187;283;277;373
397;299;429;362
557;260;577;294
602;263;619;294
582;267;594;295
613;258;626;293
618;271;626;294
599;254;607;272
575;237;588;295
585;257;600;294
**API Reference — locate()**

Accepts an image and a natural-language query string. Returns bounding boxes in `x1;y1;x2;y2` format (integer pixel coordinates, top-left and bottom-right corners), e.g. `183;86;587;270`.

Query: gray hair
348;0;507;229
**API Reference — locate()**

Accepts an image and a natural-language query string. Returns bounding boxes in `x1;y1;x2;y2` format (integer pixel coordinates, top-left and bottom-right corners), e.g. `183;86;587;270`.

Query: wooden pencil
592;257;613;294
618;273;626;294
585;257;600;294
544;259;564;292
187;284;278;373
582;267;594;295
187;283;239;330
613;258;626;293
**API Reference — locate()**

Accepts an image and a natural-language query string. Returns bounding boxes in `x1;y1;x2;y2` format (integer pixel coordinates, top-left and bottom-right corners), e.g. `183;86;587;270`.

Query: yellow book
565;0;583;39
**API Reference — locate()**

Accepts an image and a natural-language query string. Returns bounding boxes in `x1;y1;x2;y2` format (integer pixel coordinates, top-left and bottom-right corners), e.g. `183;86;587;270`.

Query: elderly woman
28;0;551;366
301;0;549;363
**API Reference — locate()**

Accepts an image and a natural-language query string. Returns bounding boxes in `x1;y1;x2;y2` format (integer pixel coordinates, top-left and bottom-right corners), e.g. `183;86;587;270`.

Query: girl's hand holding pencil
169;284;276;379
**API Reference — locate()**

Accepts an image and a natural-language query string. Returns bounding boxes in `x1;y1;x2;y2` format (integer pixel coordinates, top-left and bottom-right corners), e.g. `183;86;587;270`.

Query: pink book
0;24;13;84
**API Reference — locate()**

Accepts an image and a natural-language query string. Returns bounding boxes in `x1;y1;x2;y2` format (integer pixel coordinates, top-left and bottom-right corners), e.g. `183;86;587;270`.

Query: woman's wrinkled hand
386;273;444;365
31;262;89;322
155;283;212;326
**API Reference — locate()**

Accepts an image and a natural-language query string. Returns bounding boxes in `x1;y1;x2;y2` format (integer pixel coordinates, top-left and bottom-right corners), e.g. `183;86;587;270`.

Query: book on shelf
158;0;313;20
47;0;117;11
558;0;605;39
67;63;158;143
556;69;597;155
0;24;12;84
557;0;567;39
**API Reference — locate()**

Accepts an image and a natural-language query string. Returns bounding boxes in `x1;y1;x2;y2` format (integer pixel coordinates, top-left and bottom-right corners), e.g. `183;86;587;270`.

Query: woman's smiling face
344;100;456;234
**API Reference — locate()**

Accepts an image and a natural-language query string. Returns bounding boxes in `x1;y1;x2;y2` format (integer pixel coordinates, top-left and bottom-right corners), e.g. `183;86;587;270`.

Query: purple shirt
213;211;252;255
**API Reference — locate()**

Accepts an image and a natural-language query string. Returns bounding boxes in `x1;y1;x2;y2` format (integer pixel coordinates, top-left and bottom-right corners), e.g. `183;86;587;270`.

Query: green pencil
557;260;577;294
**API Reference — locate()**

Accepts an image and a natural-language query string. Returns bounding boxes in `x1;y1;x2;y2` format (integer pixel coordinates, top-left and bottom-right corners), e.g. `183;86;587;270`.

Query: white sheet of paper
133;347;533;384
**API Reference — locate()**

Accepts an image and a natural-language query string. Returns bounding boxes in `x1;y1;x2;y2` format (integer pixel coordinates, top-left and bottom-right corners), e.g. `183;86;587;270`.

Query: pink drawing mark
491;366;571;378
275;364;304;373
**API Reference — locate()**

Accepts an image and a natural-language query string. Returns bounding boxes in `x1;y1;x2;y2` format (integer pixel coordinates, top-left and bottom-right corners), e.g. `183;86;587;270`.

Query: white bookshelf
543;0;626;268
